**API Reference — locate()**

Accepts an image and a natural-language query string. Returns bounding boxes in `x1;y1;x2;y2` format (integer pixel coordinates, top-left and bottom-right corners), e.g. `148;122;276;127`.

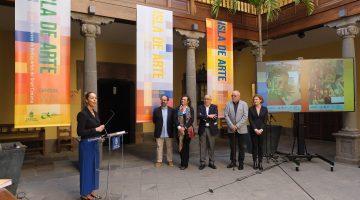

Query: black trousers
228;133;247;165
250;132;263;162
180;134;191;167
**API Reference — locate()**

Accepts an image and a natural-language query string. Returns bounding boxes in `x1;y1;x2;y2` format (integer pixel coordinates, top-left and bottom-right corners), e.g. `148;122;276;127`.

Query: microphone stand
276;113;334;172
102;110;127;200
233;130;236;171
265;114;278;163
103;129;127;200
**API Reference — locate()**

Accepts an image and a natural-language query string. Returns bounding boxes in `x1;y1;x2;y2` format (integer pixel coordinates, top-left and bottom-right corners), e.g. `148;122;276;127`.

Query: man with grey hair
224;90;249;170
198;95;219;170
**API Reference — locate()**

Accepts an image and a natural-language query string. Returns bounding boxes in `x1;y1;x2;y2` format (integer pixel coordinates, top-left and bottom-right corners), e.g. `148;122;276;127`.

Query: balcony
196;0;295;14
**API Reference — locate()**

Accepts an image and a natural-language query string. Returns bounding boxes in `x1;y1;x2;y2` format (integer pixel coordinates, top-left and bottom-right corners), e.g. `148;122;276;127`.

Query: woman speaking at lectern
77;92;105;200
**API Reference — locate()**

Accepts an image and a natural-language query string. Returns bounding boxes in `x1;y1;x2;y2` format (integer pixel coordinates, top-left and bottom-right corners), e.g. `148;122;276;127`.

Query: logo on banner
111;136;121;150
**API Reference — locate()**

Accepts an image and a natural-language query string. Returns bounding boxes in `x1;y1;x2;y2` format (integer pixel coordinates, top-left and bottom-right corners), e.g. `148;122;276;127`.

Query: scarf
177;105;191;152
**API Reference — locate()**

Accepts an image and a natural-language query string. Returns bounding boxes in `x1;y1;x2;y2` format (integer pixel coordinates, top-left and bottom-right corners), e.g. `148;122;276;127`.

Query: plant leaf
211;0;222;18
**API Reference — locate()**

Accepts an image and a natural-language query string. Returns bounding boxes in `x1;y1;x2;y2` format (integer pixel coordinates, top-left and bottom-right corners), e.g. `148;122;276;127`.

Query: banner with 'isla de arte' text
15;0;71;128
206;18;233;118
136;5;173;123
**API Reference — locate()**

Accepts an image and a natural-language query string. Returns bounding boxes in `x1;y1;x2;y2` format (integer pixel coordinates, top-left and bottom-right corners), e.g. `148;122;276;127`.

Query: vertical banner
15;0;71;128
136;5;173;122
206;18;233;118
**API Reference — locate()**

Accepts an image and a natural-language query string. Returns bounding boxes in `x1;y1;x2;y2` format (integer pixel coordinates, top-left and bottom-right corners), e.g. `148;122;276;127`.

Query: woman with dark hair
248;94;268;171
175;95;194;170
77;92;105;200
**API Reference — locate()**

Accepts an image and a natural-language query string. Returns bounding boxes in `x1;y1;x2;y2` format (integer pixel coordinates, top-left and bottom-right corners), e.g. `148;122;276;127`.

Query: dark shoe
253;161;258;170
180;166;187;170
199;164;206;170
258;162;263;171
91;193;102;199
238;164;244;170
208;164;217;169
227;163;236;168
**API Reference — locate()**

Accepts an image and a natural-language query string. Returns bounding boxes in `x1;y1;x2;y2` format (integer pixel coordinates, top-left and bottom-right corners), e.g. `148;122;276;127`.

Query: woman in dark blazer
248;94;268;170
174;95;194;170
77;92;105;200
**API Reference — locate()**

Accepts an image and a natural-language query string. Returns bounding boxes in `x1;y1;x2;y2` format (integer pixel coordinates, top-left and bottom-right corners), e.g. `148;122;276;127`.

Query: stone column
249;40;270;95
72;13;114;162
326;16;360;164
249;40;269;62
175;29;205;127
82;23;100;95
71;13;114;96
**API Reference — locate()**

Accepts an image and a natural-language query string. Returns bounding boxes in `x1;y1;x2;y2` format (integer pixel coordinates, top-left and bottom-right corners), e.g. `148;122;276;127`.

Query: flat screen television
257;58;355;113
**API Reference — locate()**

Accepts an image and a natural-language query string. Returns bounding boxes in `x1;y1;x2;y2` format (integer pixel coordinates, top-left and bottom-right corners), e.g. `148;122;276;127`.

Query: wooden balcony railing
196;0;295;14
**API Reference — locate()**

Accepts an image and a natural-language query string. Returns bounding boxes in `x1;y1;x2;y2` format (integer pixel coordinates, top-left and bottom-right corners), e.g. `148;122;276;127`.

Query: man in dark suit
153;95;175;167
198;95;219;170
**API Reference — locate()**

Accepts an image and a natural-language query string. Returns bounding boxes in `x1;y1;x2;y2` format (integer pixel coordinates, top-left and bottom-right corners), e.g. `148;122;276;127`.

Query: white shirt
205;105;210;127
205;105;210;115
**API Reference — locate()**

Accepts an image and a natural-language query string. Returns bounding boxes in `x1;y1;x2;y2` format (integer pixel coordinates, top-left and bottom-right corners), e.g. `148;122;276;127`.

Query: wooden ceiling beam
264;0;360;39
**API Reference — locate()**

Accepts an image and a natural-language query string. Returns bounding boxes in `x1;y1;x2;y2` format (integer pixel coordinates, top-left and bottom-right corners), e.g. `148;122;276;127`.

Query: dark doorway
98;79;135;144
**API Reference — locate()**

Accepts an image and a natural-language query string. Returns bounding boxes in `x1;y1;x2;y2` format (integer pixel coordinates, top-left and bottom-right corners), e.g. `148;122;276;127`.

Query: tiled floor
16;134;360;200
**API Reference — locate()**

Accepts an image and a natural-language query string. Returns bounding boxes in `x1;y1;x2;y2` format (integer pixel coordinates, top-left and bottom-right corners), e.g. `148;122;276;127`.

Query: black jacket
77;107;102;140
248;106;268;133
152;106;175;138
198;104;219;136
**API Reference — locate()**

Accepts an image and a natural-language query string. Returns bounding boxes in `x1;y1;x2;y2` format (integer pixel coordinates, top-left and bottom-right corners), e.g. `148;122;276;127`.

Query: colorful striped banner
206;18;234;118
15;0;71;128
136;5;174;122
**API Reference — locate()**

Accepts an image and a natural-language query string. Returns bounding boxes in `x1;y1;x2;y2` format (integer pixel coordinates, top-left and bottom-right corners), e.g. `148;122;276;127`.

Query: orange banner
206;18;233;118
15;0;71;128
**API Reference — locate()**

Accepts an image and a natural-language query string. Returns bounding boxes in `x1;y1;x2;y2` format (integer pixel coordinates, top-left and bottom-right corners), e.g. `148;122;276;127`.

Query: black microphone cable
277;164;315;200
182;159;288;200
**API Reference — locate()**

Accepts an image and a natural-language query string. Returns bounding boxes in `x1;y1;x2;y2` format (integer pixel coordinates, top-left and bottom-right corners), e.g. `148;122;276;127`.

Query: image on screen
257;58;354;113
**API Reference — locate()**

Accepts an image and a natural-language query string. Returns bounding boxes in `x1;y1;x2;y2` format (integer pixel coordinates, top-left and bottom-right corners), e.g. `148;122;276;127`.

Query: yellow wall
0;30;15;124
234;49;257;104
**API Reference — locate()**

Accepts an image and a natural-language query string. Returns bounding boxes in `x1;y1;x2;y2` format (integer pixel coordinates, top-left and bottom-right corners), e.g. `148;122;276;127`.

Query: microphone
104;110;115;127
103;110;115;137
